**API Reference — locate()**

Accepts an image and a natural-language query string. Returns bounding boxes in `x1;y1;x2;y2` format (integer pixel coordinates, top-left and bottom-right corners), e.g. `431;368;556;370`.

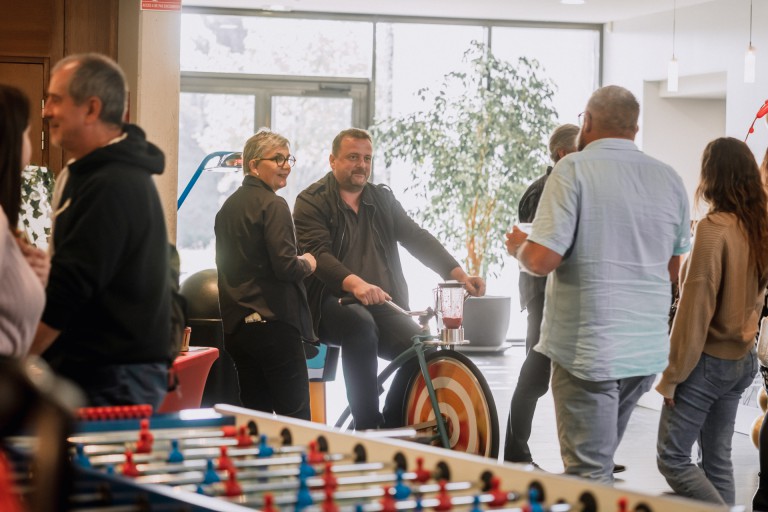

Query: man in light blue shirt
506;85;690;483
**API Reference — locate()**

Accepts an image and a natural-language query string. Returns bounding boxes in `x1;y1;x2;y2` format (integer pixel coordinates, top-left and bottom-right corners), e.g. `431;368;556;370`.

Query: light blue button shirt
531;138;691;381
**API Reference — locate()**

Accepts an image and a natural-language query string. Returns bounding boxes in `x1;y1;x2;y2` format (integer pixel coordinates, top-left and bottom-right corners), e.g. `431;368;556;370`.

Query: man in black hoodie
29;53;171;409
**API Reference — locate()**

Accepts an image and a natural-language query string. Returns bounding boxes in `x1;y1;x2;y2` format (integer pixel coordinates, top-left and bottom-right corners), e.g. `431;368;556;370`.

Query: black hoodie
42;124;171;371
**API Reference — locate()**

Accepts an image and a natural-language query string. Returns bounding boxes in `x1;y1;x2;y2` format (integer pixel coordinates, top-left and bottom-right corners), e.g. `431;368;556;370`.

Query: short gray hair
53;53;127;127
586;85;639;136
242;129;290;174
548;124;579;162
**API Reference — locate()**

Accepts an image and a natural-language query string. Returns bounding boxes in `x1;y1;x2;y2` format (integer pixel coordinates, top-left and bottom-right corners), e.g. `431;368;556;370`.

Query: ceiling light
668;0;678;92
560;0;585;4
745;0;756;83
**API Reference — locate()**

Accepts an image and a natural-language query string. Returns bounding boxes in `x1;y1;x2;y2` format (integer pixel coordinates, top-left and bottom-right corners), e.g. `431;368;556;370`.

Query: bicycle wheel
388;349;499;458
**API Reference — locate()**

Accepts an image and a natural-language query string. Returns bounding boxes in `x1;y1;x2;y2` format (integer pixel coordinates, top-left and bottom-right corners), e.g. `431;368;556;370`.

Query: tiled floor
324;343;760;511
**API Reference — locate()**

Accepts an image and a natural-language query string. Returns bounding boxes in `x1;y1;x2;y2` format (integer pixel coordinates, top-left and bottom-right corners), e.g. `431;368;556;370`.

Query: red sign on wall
141;0;182;11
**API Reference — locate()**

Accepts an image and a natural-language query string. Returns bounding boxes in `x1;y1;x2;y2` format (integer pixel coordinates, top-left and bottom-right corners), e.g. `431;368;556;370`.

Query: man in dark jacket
503;123;578;464
29;53;171;409
293;128;485;430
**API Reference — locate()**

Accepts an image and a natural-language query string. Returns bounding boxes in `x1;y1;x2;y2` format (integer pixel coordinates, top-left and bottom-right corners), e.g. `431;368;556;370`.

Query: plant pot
461;295;511;348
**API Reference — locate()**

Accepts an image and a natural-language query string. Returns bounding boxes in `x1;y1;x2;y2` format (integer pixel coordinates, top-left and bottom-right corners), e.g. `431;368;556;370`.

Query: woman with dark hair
0;84;49;356
656;137;768;506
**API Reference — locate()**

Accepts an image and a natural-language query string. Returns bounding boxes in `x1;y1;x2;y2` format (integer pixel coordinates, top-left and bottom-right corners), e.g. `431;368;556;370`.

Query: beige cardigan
657;212;767;398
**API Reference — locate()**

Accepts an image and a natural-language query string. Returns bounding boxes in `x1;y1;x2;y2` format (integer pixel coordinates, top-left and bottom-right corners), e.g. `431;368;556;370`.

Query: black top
339;201;392;293
215;175;314;339
517;166;552;309
294;171;460;331
42;124;171;367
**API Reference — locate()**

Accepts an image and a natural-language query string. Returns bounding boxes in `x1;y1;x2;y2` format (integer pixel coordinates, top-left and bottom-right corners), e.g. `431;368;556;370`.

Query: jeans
504;293;551;462
320;294;421;430
551;362;654;484
657;350;756;505
224;320;311;420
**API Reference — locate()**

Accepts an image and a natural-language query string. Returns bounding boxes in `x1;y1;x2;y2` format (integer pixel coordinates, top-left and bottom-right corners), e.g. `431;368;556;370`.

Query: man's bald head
578;85;639;149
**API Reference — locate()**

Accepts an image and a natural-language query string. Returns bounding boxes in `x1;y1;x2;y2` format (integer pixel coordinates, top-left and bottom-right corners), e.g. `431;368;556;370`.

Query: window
491;26;600;124
181;14;373;77
177;10;601;340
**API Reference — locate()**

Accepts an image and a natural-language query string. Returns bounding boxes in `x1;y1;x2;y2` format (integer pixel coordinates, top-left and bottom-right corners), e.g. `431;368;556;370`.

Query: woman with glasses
656;137;768;506
215;129;316;419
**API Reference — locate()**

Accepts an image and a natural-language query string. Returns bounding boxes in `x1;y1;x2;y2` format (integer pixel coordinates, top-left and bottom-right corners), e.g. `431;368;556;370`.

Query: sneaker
613;463;626;474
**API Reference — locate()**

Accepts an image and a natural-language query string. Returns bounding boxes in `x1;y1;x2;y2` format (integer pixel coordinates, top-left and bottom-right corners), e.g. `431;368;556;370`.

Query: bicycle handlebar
338;296;432;318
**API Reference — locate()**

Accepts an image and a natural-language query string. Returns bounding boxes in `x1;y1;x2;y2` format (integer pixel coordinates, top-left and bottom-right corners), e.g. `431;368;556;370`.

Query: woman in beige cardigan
656;138;768;506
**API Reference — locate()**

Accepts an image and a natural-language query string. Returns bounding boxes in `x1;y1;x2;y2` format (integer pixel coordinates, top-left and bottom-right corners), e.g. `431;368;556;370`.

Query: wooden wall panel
0;0;120;173
64;0;119;59
0;60;47;167
0;0;62;59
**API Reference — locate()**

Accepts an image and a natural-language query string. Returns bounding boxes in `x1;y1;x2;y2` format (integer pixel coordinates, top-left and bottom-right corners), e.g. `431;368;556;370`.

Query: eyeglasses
577;111;589;128
256;154;296;168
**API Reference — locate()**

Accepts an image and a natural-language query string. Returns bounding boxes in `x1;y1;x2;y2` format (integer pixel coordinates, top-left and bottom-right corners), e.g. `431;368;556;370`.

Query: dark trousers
56;361;169;410
504;292;551;463
320;294;421;430
224;320;311;420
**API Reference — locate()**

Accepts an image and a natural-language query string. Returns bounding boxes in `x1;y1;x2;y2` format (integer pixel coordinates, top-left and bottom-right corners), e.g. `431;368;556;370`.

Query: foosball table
3;403;729;512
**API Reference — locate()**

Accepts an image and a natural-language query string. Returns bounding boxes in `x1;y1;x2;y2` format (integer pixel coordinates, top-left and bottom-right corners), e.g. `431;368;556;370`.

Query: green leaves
20;165;54;246
372;41;557;278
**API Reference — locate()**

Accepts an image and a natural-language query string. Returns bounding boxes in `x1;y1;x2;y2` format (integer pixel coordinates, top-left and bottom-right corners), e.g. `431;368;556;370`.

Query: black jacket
215;175;314;339
42;124;171;367
293;172;460;330
517;166;551;310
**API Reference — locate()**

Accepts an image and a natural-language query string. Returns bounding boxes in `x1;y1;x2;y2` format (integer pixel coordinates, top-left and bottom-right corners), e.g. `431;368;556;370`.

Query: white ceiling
183;0;717;24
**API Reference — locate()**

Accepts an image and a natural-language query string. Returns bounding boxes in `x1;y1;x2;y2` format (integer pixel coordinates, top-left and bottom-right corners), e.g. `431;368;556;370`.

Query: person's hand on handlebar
449;267;486;297
462;276;486;297
342;274;392;305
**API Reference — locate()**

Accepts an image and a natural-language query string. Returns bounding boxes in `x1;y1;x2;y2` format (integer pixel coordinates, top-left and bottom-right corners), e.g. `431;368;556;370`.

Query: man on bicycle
294;128;485;430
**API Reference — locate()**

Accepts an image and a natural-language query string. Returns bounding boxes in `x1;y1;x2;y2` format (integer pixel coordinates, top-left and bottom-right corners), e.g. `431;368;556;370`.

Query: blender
436;281;469;344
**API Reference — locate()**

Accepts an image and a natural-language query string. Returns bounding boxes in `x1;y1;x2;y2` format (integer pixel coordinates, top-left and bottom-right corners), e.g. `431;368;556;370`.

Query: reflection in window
177;92;254;277
271;95;353;209
491;27;600;125
375;24;486;120
181;14;373;78
373;24;486;310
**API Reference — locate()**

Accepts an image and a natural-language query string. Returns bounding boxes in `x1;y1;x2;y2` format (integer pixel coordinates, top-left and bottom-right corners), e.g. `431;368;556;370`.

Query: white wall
642;82;726;212
605;0;766;428
604;0;768;167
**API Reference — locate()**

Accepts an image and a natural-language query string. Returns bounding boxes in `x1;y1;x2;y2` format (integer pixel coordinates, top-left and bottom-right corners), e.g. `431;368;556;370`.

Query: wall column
118;1;180;242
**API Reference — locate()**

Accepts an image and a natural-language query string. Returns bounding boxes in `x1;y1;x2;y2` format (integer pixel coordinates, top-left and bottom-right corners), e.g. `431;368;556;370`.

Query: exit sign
141;0;182;11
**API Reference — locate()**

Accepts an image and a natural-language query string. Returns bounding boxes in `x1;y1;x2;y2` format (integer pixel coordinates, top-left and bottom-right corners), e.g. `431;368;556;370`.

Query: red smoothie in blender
442;317;462;329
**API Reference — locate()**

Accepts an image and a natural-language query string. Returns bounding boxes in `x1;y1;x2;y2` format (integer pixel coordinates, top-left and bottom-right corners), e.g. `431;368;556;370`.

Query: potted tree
371;42;557;348
20;165;54;247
